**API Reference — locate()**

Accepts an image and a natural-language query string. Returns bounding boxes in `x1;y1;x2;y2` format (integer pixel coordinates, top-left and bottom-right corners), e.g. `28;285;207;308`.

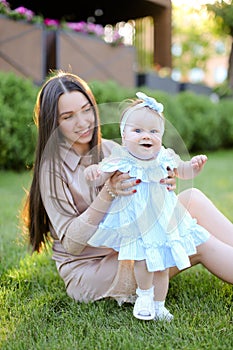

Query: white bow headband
120;92;164;136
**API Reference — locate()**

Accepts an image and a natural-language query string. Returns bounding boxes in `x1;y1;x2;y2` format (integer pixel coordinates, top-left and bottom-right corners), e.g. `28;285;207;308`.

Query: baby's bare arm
177;154;208;179
84;164;113;186
84;164;101;181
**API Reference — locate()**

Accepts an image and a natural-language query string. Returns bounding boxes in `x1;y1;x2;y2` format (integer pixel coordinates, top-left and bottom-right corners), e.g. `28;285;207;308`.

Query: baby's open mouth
140;143;152;148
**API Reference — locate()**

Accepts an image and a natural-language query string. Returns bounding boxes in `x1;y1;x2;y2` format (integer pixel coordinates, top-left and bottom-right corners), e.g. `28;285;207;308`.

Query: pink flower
0;0;10;8
87;23;104;36
66;21;87;33
14;6;34;21
44;18;60;28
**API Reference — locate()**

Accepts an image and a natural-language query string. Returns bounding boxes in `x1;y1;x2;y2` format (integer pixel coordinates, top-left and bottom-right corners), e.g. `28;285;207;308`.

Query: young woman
22;71;233;317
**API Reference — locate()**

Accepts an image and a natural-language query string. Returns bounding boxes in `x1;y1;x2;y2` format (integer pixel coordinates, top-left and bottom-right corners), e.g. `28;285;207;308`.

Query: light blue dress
88;146;210;272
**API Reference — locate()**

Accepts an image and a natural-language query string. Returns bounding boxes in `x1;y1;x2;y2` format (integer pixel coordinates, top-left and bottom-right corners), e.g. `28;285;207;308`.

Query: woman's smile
76;128;92;137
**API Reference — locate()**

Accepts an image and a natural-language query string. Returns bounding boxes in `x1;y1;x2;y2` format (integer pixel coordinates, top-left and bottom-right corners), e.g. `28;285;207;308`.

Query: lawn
0;149;233;350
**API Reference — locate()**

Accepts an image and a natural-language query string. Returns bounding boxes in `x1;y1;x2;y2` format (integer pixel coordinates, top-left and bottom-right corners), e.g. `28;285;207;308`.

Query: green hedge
0;72;38;170
0;71;233;170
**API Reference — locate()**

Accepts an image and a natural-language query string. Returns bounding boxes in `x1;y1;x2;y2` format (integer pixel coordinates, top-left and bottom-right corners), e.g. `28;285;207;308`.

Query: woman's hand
105;166;177;197
107;171;141;197
159;167;177;192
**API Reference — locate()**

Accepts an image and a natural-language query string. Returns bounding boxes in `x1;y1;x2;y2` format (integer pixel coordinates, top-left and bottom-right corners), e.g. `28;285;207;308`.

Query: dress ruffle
99;145;181;182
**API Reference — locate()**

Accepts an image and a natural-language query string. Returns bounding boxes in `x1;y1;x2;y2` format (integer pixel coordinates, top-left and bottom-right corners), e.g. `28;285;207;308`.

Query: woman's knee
178;187;203;209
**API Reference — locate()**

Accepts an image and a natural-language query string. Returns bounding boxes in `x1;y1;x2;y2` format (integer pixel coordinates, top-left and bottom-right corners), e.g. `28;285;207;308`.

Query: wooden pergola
9;0;172;69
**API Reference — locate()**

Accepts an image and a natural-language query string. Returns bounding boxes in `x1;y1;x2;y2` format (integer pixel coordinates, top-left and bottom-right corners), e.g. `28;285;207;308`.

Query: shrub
0;72;38;170
1;72;233;170
90;80;135;142
217;99;233;148
176;91;222;152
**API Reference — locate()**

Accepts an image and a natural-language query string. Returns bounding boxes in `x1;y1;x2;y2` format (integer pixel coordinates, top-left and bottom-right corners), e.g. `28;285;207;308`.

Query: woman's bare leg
178;188;233;246
169;235;233;283
194;236;233;283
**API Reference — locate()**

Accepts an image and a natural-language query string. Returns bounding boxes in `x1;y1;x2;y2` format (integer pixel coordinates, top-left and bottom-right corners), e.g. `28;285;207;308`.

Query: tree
172;4;221;84
206;0;233;89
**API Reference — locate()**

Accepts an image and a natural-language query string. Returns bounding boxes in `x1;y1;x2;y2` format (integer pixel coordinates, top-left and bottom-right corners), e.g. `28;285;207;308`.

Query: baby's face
122;108;164;160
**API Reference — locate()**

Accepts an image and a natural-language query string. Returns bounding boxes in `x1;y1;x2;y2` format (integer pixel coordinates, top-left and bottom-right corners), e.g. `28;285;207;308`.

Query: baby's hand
191;155;208;171
84;164;101;181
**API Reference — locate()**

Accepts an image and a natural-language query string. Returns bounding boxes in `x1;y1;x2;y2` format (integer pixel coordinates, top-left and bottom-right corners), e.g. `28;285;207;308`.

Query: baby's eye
135;129;141;133
151;130;159;134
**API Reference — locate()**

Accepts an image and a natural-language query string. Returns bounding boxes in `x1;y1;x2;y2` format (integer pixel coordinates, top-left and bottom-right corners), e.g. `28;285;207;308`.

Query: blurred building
0;0;172;87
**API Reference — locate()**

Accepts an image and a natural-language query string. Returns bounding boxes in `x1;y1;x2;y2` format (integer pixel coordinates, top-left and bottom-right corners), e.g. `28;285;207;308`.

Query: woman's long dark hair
22;71;103;253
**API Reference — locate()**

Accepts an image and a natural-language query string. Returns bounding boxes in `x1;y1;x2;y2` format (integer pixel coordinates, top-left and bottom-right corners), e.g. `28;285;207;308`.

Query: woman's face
122;108;164;160
58;91;95;154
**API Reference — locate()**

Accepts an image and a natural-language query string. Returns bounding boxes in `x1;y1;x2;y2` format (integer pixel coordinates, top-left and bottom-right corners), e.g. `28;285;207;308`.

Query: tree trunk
227;37;233;90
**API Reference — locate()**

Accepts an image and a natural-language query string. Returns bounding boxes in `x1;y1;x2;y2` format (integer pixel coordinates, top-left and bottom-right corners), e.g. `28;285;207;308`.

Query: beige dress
40;139;137;305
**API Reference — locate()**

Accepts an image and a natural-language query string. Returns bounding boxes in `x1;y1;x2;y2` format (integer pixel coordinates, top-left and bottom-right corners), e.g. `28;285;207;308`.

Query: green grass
1;150;233;350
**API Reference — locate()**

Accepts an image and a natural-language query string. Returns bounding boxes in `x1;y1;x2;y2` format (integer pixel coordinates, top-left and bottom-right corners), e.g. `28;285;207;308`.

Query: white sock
136;286;154;297
154;300;165;310
154;300;174;321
